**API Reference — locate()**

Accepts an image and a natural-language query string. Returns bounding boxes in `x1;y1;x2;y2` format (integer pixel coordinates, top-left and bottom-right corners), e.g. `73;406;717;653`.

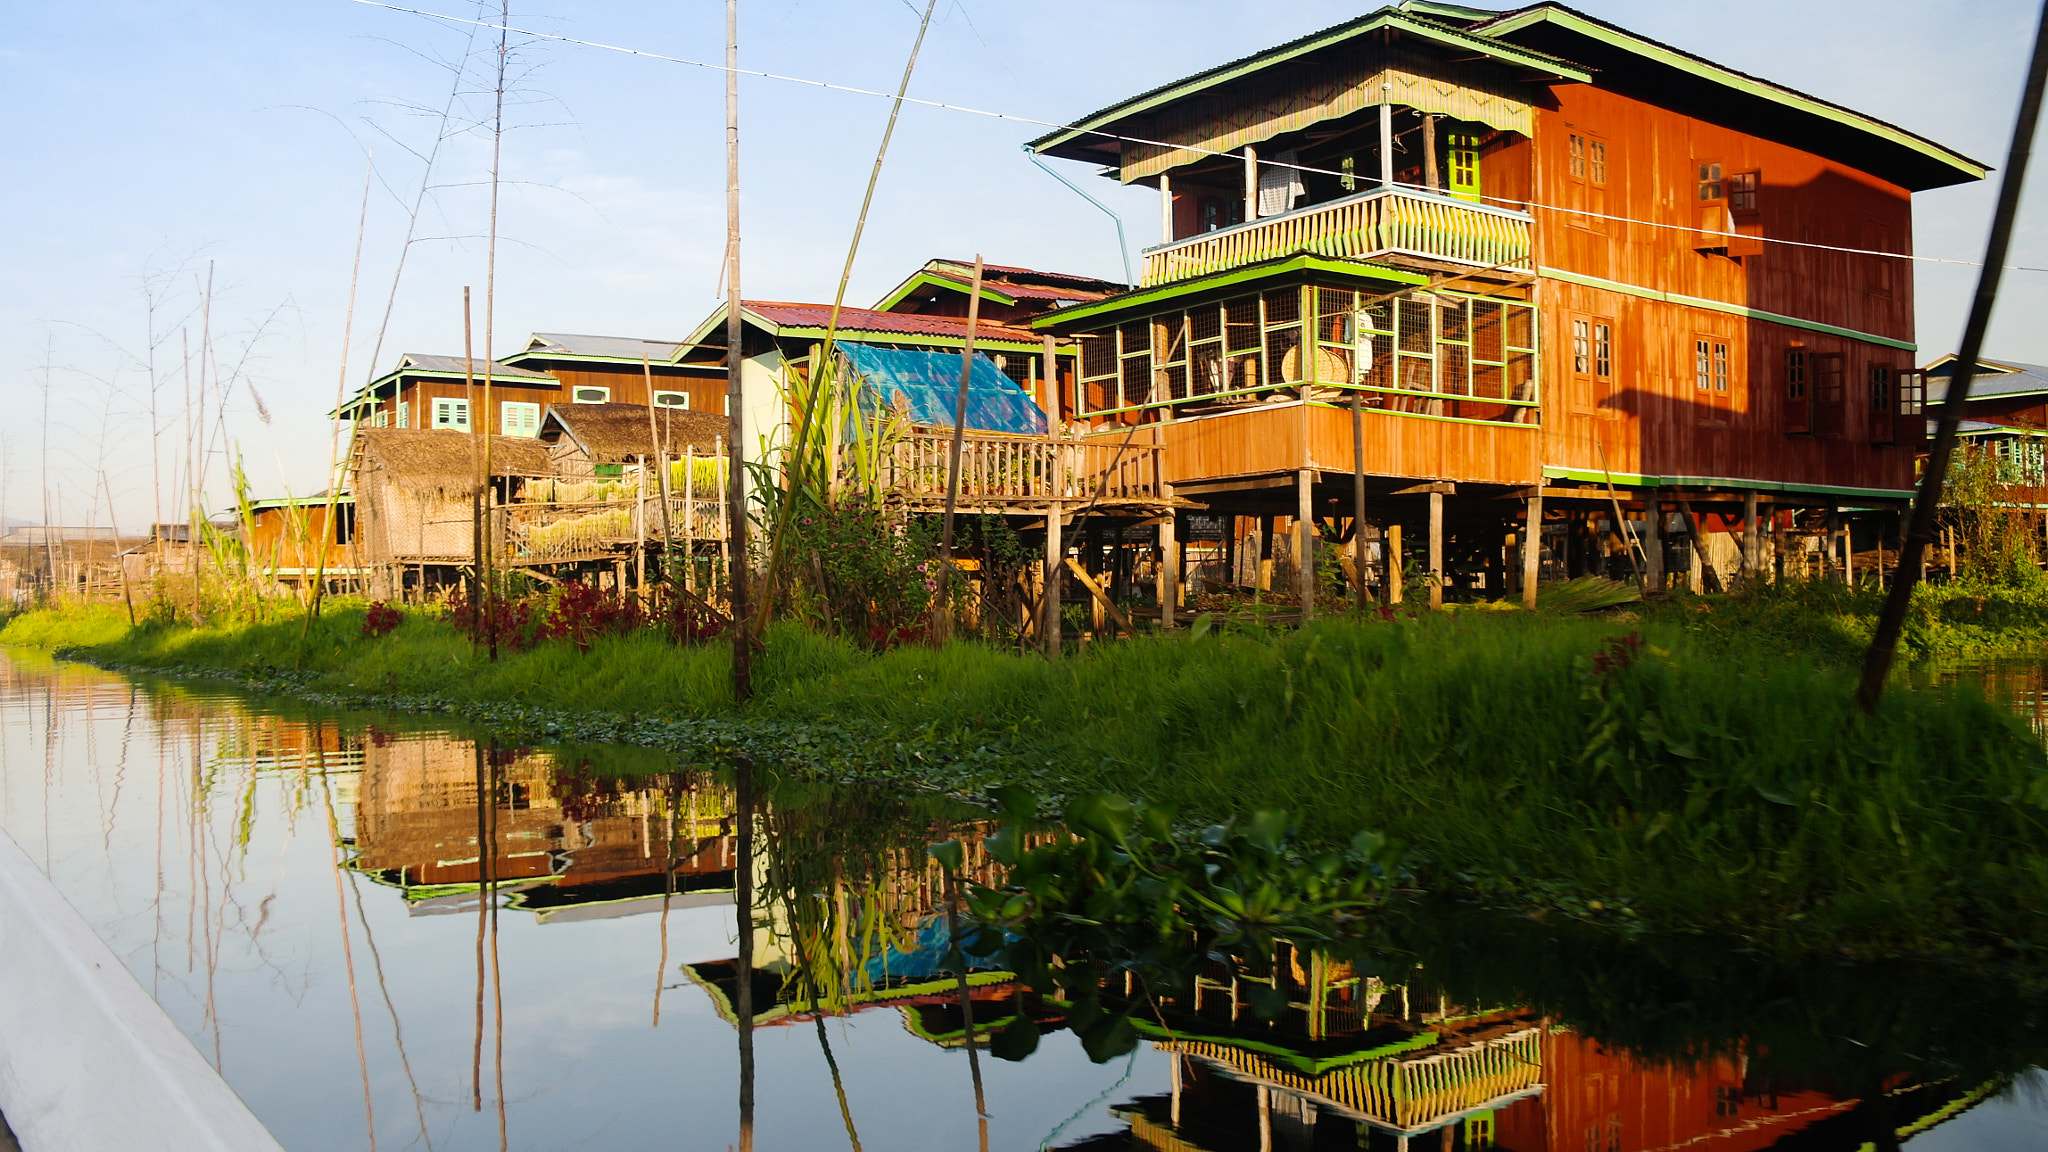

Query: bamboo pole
1352;394;1369;611
465;288;481;648
1296;468;1314;618
1862;0;2048;710
645;362;676;580
936;256;987;640
724;0;752;704
1428;489;1444;610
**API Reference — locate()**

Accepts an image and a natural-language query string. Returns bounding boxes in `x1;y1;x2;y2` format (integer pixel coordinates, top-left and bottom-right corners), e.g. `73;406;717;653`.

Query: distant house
503;333;725;414
240;495;362;591
340;354;561;437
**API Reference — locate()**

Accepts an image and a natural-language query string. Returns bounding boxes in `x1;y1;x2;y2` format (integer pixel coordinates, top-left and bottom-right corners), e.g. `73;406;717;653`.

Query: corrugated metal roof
747;301;1042;344
1925;358;2048;400
397;353;555;381
522;333;685;361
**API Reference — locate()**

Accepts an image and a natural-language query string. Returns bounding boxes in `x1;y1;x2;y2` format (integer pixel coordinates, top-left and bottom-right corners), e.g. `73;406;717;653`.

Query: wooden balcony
870;429;1170;512
496;493;728;568
1141;187;1532;287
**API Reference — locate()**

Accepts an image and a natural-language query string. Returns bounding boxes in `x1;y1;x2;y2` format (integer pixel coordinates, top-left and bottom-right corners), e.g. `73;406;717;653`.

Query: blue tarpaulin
839;343;1048;435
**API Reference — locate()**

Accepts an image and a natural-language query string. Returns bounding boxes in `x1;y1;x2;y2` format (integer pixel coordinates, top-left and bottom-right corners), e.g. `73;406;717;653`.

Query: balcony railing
1141;186;1532;287
867;429;1167;509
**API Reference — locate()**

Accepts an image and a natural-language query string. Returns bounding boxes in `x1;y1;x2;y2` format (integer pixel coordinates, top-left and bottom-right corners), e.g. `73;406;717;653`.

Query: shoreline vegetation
6;583;2048;958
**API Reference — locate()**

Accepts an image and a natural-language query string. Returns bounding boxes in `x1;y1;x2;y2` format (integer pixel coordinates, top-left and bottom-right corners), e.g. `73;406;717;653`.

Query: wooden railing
869;430;1167;508
1141;186;1531;287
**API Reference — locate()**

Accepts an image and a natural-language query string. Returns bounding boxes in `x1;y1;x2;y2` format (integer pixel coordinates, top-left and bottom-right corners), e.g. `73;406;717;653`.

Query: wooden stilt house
1027;1;1984;606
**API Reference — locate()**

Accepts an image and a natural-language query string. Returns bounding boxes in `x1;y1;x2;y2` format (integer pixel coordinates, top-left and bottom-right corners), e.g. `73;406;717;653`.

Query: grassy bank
7;597;2048;953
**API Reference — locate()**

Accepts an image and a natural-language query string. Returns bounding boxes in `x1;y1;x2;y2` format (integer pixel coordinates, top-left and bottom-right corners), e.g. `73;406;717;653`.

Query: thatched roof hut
539;404;726;465
351;428;551;495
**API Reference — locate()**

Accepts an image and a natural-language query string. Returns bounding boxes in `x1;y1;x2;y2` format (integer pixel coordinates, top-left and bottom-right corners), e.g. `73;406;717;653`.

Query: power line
345;0;2048;274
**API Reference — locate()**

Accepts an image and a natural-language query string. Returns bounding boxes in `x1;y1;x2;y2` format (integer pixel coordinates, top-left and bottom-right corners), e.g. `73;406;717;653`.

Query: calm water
0;648;2044;1152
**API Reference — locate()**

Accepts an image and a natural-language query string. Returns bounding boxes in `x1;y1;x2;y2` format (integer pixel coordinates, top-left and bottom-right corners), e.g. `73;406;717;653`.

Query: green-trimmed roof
1476;4;1984;190
1031;254;1429;331
1027;8;1589;158
872;271;1022;314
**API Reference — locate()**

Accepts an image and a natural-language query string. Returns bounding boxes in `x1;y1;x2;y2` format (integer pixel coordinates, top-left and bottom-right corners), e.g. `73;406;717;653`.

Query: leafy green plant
937;787;1406;1062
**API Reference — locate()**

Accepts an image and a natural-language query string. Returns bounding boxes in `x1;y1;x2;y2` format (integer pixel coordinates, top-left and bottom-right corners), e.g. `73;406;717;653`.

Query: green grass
9;596;2048;952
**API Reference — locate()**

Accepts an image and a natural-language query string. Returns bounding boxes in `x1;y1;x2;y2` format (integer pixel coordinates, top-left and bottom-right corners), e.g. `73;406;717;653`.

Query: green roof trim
1026;8;1590;156
1541;465;1914;503
1034;254;1428;330
1128;1016;1442;1076
248;495;355;512
1538;267;1917;352
1478;6;1985;184
872;271;1021;314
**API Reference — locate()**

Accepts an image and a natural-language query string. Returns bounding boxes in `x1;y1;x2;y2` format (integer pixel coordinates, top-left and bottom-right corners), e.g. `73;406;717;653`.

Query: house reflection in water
341;729;736;921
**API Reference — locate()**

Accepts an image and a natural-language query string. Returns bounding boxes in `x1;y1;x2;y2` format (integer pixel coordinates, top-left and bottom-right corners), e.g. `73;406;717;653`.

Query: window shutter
1895;370;1927;451
1868;366;1895;445
1784;349;1810;435
1812;353;1845;437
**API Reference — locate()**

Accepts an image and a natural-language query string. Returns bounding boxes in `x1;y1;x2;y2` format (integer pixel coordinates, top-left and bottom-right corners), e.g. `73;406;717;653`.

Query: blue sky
2;0;2041;525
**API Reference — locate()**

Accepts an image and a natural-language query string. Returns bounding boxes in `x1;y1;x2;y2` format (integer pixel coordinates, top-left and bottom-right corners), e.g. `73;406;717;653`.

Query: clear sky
3;0;2041;527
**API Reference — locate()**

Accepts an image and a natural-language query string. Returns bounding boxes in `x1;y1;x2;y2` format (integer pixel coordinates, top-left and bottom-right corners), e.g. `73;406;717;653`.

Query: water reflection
0;650;2041;1150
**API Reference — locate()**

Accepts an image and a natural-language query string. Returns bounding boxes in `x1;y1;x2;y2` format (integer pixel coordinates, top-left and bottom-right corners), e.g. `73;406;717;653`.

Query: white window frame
397;401;411;429
651;390;690;410
501;400;540;437
570;385;611;404
371;407;390;428
432;397;471;430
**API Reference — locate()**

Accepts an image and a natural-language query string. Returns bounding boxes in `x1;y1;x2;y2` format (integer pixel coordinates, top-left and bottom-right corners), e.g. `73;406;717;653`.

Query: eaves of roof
1476;4;1985;190
1025;8;1590;157
679;301;1049;356
1032;254;1429;331
872;271;1021;313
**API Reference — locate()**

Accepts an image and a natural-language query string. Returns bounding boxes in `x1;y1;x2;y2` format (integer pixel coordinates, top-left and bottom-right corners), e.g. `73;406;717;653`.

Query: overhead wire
344;0;2048;274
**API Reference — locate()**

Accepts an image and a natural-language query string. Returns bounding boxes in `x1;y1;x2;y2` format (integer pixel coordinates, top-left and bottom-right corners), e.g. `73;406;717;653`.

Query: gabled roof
391;353;555;380
1923;355;2048;401
537;403;727;462
1474;3;1985;190
518;333;686;364
680;301;1048;355
1026;7;1590;159
873;262;1125;313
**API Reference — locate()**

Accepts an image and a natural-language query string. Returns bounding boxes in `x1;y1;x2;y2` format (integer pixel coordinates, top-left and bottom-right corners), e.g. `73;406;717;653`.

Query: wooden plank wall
1531;83;1920;492
1158;403;1539;486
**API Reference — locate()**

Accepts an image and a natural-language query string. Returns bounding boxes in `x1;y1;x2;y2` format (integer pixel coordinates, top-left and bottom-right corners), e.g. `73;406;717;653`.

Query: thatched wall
350;429;551;566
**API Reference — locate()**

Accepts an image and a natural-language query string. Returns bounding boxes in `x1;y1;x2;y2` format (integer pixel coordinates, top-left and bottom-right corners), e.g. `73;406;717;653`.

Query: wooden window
1696;162;1724;203
371;407;390;428
652;390;690;409
1694;336;1731;425
332;503;355;546
1785;348;1810;434
1812;352;1846;437
432;397;470;430
1565;131;1609;228
501;400;540;436
1447;133;1481;202
1571;315;1614;414
571;385;611;403
1728;171;1759;214
1868;365;1895;444
397;400;411;429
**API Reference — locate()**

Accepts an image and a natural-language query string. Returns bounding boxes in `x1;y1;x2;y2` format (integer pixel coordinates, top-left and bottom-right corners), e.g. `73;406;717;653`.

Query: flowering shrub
448;580;726;652
361;601;402;638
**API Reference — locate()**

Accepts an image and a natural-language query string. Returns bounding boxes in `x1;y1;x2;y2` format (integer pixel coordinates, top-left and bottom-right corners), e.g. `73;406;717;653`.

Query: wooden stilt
1257;513;1274;592
1159;498;1178;629
1296;469;1314;619
1352;395;1369;612
1044;501;1062;658
1742;491;1759;582
1643;494;1664;592
1521;494;1542;609
1428;490;1444;610
1388;522;1403;604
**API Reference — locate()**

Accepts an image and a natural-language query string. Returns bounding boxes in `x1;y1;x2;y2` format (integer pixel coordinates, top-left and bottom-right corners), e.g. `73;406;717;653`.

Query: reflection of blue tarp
860;914;1007;987
840;343;1048;435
